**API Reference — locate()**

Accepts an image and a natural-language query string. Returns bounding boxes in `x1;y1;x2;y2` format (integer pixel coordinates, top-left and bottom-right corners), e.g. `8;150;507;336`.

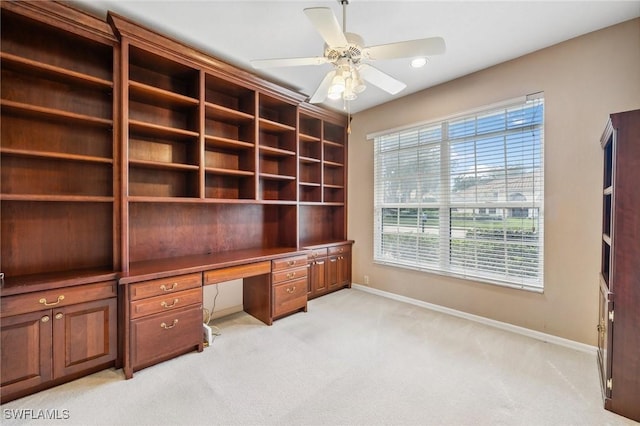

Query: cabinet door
337;253;350;286
1;310;53;400
310;258;327;296
327;256;339;289
52;298;117;378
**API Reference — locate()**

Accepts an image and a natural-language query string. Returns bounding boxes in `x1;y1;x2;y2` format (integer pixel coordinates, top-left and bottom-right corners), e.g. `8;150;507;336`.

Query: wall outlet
364;275;370;285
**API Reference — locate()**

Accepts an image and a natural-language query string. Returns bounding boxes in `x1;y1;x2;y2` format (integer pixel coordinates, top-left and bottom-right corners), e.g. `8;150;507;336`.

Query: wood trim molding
1;1;117;44
106;12;308;106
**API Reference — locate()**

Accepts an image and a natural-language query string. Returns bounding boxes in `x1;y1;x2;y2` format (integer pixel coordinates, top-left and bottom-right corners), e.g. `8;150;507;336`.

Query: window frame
370;94;544;292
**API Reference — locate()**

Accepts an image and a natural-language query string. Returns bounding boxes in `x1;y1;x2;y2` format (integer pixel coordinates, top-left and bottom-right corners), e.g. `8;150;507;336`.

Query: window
372;95;544;291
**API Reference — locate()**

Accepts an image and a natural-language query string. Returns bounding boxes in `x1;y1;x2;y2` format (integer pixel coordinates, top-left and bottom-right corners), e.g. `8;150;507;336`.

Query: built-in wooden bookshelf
1;0;351;403
0;0;120;404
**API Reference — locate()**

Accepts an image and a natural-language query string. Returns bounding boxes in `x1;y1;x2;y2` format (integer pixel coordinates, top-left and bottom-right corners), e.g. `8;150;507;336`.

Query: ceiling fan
250;0;446;104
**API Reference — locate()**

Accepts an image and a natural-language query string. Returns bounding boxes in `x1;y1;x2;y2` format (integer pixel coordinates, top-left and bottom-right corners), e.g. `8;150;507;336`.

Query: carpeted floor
1;288;636;425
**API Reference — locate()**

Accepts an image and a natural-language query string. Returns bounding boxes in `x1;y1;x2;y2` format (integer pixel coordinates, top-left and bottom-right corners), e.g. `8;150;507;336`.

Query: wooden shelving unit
0;3;119;280
0;1;120;404
1;0;352;401
597;109;640;422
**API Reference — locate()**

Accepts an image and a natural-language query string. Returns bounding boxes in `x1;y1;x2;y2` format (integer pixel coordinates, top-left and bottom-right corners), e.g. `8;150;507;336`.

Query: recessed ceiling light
411;57;428;68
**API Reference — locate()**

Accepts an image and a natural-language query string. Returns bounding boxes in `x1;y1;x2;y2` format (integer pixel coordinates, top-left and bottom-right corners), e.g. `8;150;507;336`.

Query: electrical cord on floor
203;284;222;337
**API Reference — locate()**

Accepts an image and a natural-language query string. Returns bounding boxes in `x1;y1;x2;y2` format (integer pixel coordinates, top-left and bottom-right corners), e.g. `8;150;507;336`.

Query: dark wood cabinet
597;109;640;422
307;248;329;297
125;273;203;378
0;0;120;403
306;243;353;299
1;282;117;402
0;310;52;399
271;255;308;319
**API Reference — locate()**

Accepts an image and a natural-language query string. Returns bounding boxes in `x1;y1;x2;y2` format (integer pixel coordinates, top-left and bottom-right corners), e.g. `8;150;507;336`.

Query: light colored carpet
1;288;636;426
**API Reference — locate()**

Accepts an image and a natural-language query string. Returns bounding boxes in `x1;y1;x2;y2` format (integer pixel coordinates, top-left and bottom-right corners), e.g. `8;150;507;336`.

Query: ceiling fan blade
363;37;446;60
304;7;348;47
309;70;337;104
358;64;406;95
251;56;328;69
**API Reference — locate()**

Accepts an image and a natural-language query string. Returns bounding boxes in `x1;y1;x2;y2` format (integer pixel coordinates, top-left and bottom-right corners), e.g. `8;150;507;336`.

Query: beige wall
348;18;640;345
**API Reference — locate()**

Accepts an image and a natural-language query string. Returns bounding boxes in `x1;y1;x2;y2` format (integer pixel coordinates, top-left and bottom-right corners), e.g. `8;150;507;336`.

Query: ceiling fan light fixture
328;73;346;99
257;3;445;105
343;77;357;101
411;57;428;68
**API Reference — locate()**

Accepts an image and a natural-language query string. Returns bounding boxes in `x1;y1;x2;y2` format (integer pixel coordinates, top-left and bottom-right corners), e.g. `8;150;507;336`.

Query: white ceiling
71;0;640;113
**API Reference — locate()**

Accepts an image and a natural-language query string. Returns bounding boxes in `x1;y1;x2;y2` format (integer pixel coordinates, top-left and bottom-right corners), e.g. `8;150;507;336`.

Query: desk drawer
130;288;202;319
272;255;308;271
307;248;328;260
272;277;307;318
328;244;351;256
130;305;202;369
1;281;117;318
272;266;307;285
204;261;270;285
129;273;202;301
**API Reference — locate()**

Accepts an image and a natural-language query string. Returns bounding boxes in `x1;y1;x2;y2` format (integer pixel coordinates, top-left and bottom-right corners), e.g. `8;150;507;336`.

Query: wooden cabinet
327;244;351;291
1;0;352;398
307;248;329;297
1;282;117;402
271;255;308;319
125;273;203;378
306;243;352;299
597;109;640;422
0;1;120;403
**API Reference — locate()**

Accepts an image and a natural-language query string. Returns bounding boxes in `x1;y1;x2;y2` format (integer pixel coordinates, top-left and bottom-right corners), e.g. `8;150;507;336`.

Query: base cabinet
307;243;352;299
124;273;204;378
271;255;308;319
1;286;117;403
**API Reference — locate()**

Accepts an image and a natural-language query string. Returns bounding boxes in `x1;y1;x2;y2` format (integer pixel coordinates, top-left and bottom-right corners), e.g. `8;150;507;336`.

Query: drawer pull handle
41;315;50;323
286;272;296;279
287;260;295;266
160;283;178;292
285;286;296;294
39;295;65;306
55;313;64;320
161;299;179;308
160;319;179;329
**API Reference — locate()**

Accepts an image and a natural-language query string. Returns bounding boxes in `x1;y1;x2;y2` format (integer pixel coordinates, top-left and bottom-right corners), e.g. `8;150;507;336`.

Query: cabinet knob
41;315;50;323
39;295;65;306
161;299;179;308
160;319;179;329
55;313;64;320
160;283;178;292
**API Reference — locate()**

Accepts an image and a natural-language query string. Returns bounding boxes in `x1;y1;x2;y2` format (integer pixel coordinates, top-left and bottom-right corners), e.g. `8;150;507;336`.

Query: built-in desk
118;247;309;378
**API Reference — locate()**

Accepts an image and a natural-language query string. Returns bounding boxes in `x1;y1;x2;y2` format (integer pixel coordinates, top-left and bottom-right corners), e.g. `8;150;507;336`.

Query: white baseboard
351;283;597;355
209;304;244;321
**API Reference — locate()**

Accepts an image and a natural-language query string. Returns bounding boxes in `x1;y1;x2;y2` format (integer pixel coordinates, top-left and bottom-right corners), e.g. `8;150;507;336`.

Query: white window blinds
373;95;544;291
